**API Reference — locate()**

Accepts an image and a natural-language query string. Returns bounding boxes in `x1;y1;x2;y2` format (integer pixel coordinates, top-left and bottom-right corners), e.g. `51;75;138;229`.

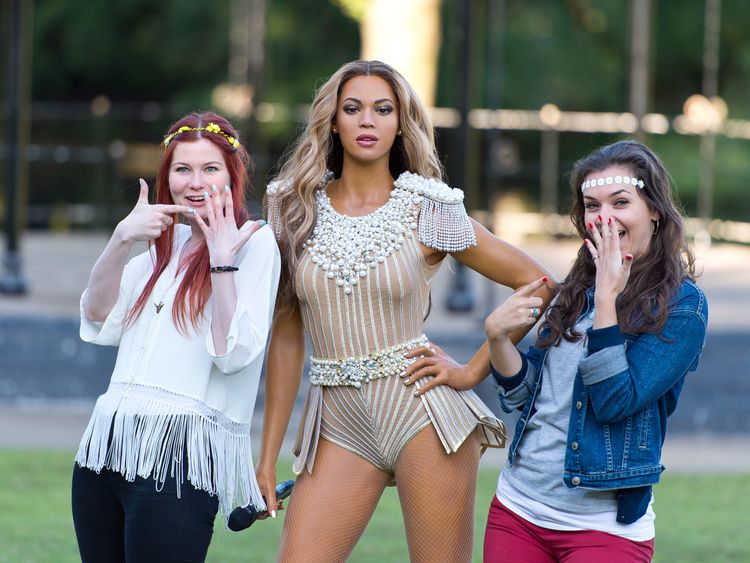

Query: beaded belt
309;335;429;388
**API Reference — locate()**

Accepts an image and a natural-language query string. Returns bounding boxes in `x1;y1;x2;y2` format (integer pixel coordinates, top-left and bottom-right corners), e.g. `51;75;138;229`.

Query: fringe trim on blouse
292;376;506;476
75;382;264;522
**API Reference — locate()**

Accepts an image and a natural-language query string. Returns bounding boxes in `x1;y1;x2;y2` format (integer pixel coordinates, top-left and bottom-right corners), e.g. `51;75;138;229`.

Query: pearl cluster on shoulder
394;171;465;205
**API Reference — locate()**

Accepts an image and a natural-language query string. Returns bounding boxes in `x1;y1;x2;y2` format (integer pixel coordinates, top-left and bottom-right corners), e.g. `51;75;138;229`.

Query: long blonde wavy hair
267;60;444;310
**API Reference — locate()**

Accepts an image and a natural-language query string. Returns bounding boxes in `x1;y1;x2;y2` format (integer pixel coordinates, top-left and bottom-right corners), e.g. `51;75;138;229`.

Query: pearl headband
581;176;645;192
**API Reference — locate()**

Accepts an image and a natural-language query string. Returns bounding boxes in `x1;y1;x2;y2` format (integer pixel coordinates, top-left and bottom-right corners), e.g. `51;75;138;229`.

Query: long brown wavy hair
266;60;444;311
127;111;252;333
537;140;696;347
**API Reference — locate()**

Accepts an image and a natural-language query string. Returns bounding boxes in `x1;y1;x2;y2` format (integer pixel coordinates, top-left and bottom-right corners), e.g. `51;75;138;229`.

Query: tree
333;0;442;107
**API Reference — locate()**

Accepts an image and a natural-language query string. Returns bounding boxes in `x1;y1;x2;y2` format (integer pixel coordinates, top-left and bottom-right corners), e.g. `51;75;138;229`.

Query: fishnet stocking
277;437;390;563
395;426;481;563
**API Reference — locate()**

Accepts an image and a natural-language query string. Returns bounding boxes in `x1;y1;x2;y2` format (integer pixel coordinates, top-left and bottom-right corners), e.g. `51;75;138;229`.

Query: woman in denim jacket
481;141;708;562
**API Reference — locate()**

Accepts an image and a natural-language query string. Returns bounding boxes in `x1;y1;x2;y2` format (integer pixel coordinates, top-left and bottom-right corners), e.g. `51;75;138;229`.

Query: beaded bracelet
210;265;239;273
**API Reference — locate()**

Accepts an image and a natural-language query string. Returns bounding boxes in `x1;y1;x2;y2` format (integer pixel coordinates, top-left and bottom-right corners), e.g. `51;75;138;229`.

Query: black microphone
228;480;294;531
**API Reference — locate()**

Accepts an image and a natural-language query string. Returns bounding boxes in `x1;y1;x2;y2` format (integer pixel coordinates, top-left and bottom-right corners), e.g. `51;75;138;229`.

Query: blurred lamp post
446;0;474;313
539;104;560;214
212;0;266;140
629;0;651;141
675;93;726;248
682;94;727;220
697;0;722;224
1;0;31;295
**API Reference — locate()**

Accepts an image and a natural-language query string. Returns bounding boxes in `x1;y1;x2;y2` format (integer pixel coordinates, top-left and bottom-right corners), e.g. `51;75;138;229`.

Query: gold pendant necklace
153;274;180;315
154;235;193;314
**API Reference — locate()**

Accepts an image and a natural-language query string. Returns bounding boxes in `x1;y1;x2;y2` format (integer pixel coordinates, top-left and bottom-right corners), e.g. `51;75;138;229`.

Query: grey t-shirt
503;315;618;513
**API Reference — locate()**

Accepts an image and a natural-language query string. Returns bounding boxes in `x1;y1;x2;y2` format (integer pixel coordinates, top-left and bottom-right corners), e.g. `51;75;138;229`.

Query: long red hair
128;111;252;333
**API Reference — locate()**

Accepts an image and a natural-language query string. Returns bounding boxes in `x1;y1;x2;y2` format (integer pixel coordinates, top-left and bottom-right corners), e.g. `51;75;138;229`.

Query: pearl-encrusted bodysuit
268;172;506;475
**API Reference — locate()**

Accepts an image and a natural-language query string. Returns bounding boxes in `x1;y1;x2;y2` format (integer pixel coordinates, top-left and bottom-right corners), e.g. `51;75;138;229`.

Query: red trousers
483;496;654;563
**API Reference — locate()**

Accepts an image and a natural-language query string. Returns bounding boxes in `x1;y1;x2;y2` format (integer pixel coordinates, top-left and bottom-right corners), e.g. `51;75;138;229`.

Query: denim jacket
493;279;708;524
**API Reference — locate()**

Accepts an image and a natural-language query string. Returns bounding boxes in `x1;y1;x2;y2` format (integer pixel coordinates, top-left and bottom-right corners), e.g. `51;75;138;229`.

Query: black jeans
71;463;219;563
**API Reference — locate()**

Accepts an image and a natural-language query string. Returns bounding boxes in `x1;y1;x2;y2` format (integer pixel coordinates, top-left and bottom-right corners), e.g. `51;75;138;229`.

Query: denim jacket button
571;442;579;451
572;477;581;486
575;401;583;410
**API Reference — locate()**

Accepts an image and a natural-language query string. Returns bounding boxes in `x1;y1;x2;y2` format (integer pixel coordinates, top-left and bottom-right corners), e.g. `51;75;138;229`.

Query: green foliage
331;0;367;22
18;0;750;221
436;0;750;119
438;0;630;111
1;450;748;563
33;0;229;103
27;0;750;123
32;0;358;107
263;0;359;106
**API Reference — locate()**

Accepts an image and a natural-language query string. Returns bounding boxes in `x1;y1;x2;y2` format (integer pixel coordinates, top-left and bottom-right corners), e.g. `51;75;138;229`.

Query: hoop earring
653;219;660;236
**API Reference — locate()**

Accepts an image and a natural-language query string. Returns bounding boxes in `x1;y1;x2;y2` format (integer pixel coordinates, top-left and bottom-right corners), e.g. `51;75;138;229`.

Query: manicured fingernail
597;215;602;222
271;510;277;519
399;370;406;377
413;390;420;397
626;255;633;261
223;185;230;192
403;379;409;385
211;184;217;191
203;191;209;198
258;220;267;227
186;209;195;215
607;217;612;224
542;276;549;283
588;223;594;229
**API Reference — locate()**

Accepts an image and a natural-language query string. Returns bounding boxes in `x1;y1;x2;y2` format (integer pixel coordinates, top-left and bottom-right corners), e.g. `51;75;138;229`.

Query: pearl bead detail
580;176;645;192
304;183;419;294
310;335;429;387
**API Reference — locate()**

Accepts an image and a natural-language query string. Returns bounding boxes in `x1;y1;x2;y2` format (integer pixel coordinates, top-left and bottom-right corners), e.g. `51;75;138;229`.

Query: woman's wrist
209;253;236;267
592;296;618;328
113;222;136;246
594;282;619;302
484;319;513;342
486;330;512;343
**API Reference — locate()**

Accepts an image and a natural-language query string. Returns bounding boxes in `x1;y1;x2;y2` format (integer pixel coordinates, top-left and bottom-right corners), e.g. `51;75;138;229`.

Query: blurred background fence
3;0;750;238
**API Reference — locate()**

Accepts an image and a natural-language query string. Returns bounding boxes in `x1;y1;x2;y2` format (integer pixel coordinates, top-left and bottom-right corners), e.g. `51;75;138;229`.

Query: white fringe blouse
75;223;280;520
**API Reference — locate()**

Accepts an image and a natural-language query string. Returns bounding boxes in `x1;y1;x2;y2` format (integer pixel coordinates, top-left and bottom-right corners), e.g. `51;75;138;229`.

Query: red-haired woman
72;112;280;562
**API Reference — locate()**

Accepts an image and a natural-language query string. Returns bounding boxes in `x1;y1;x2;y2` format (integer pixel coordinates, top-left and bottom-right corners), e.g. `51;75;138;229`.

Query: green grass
1;450;748;562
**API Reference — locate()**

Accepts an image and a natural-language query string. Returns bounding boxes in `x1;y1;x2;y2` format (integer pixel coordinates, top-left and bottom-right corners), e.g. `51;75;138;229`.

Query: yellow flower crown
162;122;240;150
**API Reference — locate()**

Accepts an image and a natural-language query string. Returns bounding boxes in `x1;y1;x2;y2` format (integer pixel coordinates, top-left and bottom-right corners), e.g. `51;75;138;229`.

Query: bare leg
278;438;391;563
394;427;481;563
